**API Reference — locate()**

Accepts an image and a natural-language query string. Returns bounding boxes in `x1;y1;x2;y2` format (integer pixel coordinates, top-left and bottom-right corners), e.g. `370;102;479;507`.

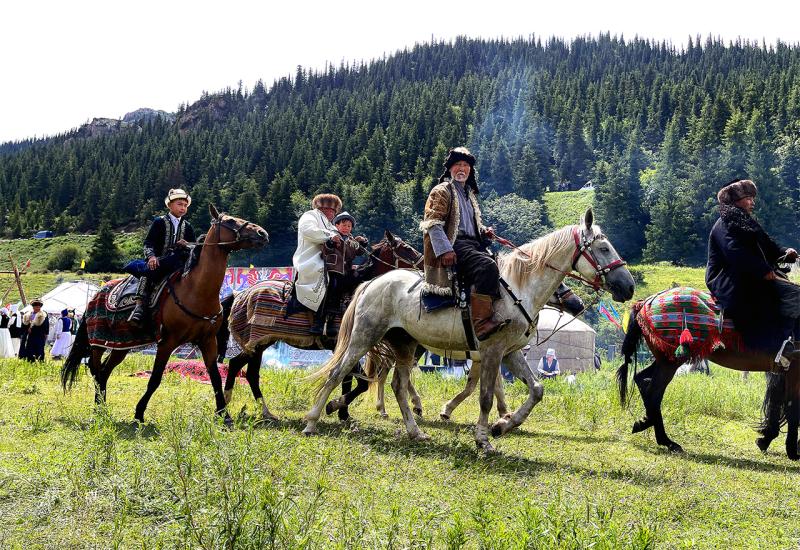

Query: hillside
1;35;799;266
543;189;594;228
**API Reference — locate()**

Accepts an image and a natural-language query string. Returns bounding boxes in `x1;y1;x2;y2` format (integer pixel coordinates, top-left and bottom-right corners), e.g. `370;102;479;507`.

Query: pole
8;254;28;306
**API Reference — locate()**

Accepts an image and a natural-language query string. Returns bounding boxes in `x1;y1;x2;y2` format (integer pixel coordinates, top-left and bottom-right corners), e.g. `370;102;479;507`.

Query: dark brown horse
62;205;268;425
618;286;800;460
219;230;422;421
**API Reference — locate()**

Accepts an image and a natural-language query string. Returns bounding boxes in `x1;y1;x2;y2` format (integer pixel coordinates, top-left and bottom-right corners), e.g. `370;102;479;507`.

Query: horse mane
498;225;577;287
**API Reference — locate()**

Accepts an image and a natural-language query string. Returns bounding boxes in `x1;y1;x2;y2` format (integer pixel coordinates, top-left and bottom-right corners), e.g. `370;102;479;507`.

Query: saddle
106;275;171;312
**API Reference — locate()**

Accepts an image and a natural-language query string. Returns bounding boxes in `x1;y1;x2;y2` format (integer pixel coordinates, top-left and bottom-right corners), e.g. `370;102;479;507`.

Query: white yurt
526;308;596;374
20;281;100;344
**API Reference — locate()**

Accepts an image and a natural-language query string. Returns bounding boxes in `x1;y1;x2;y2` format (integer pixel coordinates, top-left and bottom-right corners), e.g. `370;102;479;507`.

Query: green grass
544;190;595;228
0;232;141;272
1;356;798;548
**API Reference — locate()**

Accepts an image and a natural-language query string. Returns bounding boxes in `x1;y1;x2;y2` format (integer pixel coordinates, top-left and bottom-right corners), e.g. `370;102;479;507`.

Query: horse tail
216;293;235;362
617;302;644;406
308;281;370;391
757;372;788;434
62;320;90;392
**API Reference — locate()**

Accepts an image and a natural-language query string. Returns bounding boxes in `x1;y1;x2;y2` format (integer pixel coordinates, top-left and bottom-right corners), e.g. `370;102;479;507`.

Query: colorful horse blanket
86;279;163;350
636;286;742;359
229;280;344;353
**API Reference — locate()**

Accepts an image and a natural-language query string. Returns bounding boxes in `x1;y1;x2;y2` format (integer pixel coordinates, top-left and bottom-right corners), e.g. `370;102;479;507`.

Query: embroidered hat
30;298;44;306
165;188;192;207
333;211;356;227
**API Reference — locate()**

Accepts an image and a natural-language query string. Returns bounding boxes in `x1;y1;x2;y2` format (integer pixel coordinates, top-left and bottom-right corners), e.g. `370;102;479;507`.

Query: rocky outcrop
122;108;175;125
75;118;133;139
176;94;236;132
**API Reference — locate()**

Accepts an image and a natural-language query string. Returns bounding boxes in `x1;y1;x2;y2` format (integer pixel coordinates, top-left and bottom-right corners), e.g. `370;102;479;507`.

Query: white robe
292;209;337;312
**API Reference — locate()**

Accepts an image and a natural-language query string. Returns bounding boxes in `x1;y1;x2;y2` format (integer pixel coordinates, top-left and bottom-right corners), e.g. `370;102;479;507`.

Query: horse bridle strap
166;278;224;325
184;215;253;248
548;227;626;291
499;277;536;338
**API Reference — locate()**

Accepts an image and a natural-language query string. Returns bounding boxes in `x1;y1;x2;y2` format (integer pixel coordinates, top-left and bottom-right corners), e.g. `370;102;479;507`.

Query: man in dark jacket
706;179;800;362
129;188;196;326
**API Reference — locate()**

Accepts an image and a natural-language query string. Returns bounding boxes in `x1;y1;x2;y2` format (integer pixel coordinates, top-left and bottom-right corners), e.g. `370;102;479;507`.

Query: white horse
305;208;634;450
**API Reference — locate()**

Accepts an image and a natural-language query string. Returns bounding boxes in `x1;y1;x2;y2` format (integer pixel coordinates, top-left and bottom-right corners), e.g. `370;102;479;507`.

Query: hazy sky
2;0;798;143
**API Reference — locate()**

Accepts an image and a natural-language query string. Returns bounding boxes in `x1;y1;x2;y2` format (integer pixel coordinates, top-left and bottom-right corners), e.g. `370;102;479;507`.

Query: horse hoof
379;412;389;419
262;414;279;423
668;442;684;454
325;397;345;415
439;413;451;421
302;425;318;436
410;431;431;441
632;418;653;434
413;407;423;417
786;443;799;461
491;424;503;438
223;415;234;430
476;440;496;454
756;437;771;453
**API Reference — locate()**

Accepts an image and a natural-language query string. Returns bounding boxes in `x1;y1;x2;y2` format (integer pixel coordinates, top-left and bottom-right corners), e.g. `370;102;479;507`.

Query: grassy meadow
0;355;798;549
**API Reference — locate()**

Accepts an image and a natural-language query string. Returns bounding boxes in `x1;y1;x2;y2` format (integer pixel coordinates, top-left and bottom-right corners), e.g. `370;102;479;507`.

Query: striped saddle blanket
636;286;742;359
86;279;162;350
229;280;344;353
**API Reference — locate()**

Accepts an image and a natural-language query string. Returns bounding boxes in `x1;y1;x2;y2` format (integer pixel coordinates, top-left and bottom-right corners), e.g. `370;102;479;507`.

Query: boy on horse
129;188;196;326
292;193;343;335
420;146;509;340
706;178;800;364
322;211;369;334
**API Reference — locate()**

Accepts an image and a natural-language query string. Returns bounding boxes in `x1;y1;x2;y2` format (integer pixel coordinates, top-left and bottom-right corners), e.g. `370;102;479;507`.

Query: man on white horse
420;146;509;340
292;193;343;335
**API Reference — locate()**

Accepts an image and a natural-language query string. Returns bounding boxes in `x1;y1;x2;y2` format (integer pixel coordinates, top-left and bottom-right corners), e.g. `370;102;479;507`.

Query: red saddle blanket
636;286;742;359
86;278;164;350
229;280;344;352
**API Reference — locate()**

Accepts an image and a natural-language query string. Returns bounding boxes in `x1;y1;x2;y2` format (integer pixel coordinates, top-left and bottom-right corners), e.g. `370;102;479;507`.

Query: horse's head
548;283;584;316
369;230;423;277
206;204;269;251
572;208;635;302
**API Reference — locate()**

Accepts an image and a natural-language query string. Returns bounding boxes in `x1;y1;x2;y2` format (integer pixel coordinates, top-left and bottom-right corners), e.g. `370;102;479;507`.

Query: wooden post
7;255;28;306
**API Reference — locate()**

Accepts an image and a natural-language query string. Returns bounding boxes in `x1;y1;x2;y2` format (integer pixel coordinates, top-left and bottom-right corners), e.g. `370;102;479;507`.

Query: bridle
547;227;627;291
361;237;423;271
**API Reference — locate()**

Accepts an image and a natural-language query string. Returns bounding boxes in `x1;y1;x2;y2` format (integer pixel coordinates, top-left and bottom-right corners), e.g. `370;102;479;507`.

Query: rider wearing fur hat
420;146;509;340
706;178;800;363
129;188;196;326
293;193;343;335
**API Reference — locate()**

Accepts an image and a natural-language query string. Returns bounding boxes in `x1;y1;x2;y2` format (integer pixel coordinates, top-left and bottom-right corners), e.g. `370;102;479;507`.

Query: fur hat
333;211;355;227
30;298;43;307
438;146;479;193
165;188;192;207
311;194;342;213
717;179;757;205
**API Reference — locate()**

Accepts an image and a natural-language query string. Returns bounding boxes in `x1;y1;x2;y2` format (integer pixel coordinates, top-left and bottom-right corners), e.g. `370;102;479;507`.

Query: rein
184;216;255;248
546;227;627;291
165;278;224;325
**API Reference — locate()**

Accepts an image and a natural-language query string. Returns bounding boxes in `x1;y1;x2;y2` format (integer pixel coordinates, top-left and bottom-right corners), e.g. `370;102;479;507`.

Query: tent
526;308;596;374
24;281;100;316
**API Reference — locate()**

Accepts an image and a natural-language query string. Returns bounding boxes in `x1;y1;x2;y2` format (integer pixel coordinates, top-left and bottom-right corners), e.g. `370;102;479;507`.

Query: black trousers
453;237;500;298
732;279;800;353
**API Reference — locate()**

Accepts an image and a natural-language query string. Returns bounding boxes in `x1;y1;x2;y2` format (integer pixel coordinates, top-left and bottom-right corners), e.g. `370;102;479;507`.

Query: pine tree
86;216;122;272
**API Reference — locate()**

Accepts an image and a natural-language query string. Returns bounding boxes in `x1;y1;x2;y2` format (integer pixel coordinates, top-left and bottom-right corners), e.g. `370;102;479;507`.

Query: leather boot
310;309;326;335
470;293;510;341
128;277;152;327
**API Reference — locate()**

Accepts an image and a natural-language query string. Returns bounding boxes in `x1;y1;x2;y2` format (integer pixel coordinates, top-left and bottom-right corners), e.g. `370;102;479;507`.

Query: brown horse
220;230;422;421
61;205;268;425
618;286;800;460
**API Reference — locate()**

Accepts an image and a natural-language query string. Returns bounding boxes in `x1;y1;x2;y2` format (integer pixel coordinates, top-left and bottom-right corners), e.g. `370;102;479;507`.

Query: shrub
46;245;81;271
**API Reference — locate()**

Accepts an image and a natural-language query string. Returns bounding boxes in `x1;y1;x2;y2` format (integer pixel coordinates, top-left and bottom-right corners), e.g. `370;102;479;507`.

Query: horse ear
385;229;395;243
209;203;220;220
583;207;594;231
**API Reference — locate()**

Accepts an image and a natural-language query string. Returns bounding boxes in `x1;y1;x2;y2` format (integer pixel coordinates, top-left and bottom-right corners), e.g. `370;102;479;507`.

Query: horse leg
95;350;127;406
223;352;250;404
646;364;682;453
631;362;658;433
785;369;800;460
88;348;106;405
388;343;429;440
494;368;509;418
475;352;501;452
408;370;423;417
134;344;174;423
376;363;390;417
197;336;232;427
756;372;784;452
491;350;544;437
325;362;361;421
244;350;278;422
440;361;480;421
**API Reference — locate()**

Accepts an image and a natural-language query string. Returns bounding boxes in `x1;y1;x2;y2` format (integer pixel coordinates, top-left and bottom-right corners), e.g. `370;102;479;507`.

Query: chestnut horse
62;205;268;425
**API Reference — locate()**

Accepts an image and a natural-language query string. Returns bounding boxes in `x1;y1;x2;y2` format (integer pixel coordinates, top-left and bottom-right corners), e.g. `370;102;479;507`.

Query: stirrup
774;338;798;370
128;304;147;326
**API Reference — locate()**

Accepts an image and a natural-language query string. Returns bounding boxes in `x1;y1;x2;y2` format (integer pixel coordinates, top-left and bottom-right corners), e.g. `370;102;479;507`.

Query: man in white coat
292;193;343;335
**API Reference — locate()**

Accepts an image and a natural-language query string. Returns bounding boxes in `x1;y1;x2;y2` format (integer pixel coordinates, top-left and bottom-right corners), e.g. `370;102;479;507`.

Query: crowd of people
0;302;78;362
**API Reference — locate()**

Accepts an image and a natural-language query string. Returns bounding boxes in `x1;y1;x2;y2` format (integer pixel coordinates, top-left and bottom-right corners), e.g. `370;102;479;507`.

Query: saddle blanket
86;279;163;350
229;280;343;353
636;286;742;359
